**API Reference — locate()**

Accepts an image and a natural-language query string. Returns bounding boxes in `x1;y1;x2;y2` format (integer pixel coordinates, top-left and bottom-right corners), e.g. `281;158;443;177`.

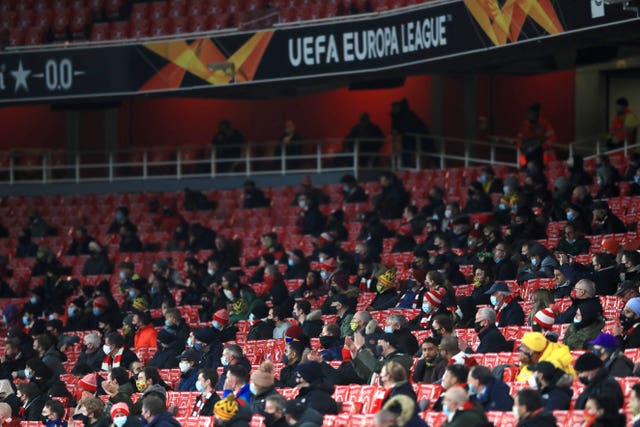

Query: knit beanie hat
131;297;148;312
214;394;239;421
574;352;604;372
424;289;445;307
626;297;640;317
296;361;323;384
79;373;98;393
110;402;130;418
533;308;555;330
92;296;109;310
251;361;275;390
213;309;229;326
521;332;547;353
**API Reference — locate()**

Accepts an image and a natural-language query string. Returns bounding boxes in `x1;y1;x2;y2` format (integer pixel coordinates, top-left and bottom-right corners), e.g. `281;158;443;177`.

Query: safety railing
0;132;635;185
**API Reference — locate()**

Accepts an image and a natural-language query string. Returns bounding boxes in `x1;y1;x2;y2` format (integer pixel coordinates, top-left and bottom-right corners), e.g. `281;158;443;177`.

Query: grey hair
477;307;496;324
577;279;596;297
386;314;407;327
84;332;101;347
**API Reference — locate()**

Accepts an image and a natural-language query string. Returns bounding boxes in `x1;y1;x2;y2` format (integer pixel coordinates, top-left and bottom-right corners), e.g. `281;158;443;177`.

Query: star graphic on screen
10;61;31;93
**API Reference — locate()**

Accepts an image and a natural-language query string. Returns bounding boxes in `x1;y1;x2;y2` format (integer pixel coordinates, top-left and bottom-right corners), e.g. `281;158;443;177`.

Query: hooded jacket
539;373;573;411
470;377;513;411
295;381;339;415
574;367;624;410
381;395;428;427
563;316;605;350
301;310;324;338
442;402;488;427
517;340;576;382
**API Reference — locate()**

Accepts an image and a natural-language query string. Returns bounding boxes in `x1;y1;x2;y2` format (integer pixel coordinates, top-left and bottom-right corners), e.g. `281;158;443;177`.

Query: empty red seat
203;0;228;14
186;0;202;16
8;27;25;45
307;4;325;19
0;1;14;14
16;10;35;28
52;0;68;9
279;7;298;23
34;9;53;27
149;1;167;19
169;16;188;34
70;6;89;37
87;0;103;18
371;0;388;11
244;0;265;11
187;14;207;32
15;0;34;13
108;20;129;39
167;0;186;18
0;11;16;31
208;12;230;29
149;17;169;36
69;0;84;8
129;2;148;20
104;0;122;18
129;18;149;38
89;20;108;40
226;0;244;13
51;8;70;39
25;26;45;44
34;0;50;12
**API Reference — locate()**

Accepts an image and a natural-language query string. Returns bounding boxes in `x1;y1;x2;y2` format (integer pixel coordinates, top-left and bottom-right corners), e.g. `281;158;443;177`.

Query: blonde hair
528;289;554;326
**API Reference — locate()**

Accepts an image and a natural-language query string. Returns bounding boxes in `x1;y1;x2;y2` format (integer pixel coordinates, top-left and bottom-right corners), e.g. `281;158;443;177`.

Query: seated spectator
432;364;469;411
109;402;138;427
16;382;47;421
528;361;572;411
555;279;601;324
468;365;513;411
0;402;19;427
562;252;619;296
248;361;279;416
505;207;547;247
282;400;323;427
630;383;640;427
440;336;477;367
441;386;488;425
82;242;112;276
297;195;325;237
551;265;572;299
412;337;447;384
448;216;471;250
340;174;368;203
527;288;554;328
573;352;623;411
591;200;626;235
102;332;139;373
346;332;413;385
27;211;56;238
474;308;511;353
516;332;576;382
585;395;626;427
462;182;492;214
512;389;557;427
614;297;640;349
517;243;558;281
485;282;525;327
531;309;558;342
471;264;493;305
555;223;590;255
318;324;343;362
293;361;338;415
372;171;410;220
371;268;400;310
67;226;95;256
563;300;605;350
284;249;309;281
222;365;251;409
40;399;66;427
141;395;182;427
293;300;322;339
621;249;640;282
118;223;143;253
385;314;418;356
616;280;639;304
242;180;269;208
492;242;518;281
589;333;635;377
278;341;306;388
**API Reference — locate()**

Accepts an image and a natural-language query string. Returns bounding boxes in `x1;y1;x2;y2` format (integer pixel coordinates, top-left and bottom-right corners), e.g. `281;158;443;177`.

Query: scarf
191;392;213;416
101;347;123;372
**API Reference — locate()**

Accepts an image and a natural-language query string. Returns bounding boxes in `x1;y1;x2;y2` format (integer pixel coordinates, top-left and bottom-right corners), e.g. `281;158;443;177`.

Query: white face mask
527;373;538;389
102;345;112;355
444;209;452;219
113;416;127;427
512;406;520;420
179;361;191;373
207;269;215;276
223;289;235;301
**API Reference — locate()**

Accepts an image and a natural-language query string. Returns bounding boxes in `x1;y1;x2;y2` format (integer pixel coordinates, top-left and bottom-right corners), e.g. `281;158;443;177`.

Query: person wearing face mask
467;365;512;411
269;307;292;340
555;279;601;324
190;368;220;417
409;289;446;331
101;333;139;373
147;330;181;369
75;333;105;372
412;337;446;384
440;386;487;427
484;282;524;327
371;268;400;311
284;249;308;281
247;361;279;416
3;338;27;377
589;333;635;377
526;362;572;411
246;305;274;341
261;394;287;427
384;314;418;356
16;382;46;421
109;403;139;427
573;352;623;411
41;400;66;427
591;200;626;235
139;395;180;427
176;349;202;392
132;312;156;350
188;327;222;371
216;344;251;392
292;300;322;339
291;361;338;416
277;341;306;388
133;368;168;414
317;324;344;362
82;242;113;276
511;389;556;427
473;308;511;354
296;195;326;237
613;297;640;349
261;266;291;313
562;301;605;351
345;331;413;385
554;223;590;256
101;368;135;413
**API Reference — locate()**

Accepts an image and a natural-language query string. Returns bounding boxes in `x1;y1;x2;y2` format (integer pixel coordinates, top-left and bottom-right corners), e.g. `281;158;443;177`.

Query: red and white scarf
192;392;213;416
101;348;123;372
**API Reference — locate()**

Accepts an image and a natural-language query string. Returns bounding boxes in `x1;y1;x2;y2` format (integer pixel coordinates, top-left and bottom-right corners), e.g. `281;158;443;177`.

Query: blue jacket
177;367;200;391
471;378;513;411
145;412;181;427
223;382;251;408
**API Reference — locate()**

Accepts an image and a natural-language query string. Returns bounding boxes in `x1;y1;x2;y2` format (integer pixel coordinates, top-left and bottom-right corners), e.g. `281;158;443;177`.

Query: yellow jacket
517;340;577;382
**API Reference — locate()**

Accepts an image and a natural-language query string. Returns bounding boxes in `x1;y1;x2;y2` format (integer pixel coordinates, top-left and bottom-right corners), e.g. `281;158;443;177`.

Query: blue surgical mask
490;296;499;307
1;315;6;324
150;288;158;296
30;297;38;305
498;203;507;211
249;313;256;323
115;211;124;221
164;320;171;328
531;258;538;267
195;380;204;393
212;321;220;330
68;307;76;317
281;354;288;364
187;337;194;348
478;175;487;184
342;185;350;193
494;256;502;263
113;416;127;427
384;325;393;333
24;368;32;379
249;383;258;396
48;314;55;321
468;384;477;394
573;317;581;324
22;315;29;325
194;343;203;352
566;211;575;221
635;175;640;185
422;304;432;314
320;271;328;280
129;290;136;298
220;356;229;367
119;271;126;280
592;347;602;357
287;259;294;267
92;307;101;316
443;404;454;417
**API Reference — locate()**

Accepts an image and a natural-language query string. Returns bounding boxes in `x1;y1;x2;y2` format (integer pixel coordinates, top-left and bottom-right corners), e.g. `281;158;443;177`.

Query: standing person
390;98;432;169
211;120;245;173
516;103;556;168
343;113;386;167
608;97;638;149
274;120;303;170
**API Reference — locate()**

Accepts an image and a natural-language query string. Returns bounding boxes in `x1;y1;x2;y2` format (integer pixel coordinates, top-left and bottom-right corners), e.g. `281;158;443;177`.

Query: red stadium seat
150;17;169;36
51;8;70;39
52;0;68;9
7;28;25;46
208;12;230;29
203;0;228;14
34;0;50;12
167;0;186;18
129;19;149;38
87;0;103;18
187;15;208;32
89;21;108;40
279;7;298;23
169;16;188;34
33;9;53;28
149;1;168;19
0;11;17;32
108;20;129;39
70;6;89;37
186;0;203;16
244;0;265;11
15;0;34;12
226;0;244;13
25;25;45;44
104;0;122;18
129;2;149;21
16;10;35;28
